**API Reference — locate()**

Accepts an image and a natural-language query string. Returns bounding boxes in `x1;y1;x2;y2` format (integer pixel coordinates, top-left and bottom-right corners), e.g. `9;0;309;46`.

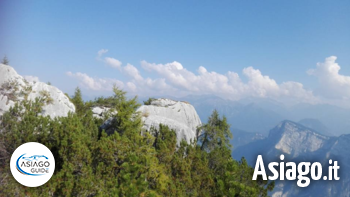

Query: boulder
0;64;75;118
137;98;202;144
91;106;115;119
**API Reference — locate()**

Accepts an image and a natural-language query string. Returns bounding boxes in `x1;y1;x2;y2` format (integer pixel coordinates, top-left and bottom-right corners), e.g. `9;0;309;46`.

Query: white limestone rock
270;120;330;158
91;106;116;119
0;64;75;118
137;98;202;144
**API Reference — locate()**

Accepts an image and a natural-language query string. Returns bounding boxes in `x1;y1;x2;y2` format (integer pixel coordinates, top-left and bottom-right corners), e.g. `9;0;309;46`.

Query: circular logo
10;142;55;187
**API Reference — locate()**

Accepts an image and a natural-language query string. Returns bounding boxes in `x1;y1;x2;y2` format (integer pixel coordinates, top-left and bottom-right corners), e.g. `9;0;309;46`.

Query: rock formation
0;64;75;118
137;98;202;144
91;106;115;119
96;98;202;144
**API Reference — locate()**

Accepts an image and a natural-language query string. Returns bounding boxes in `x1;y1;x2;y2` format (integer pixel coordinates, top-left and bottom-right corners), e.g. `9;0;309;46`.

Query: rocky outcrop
96;98;202;144
91;106;116;119
137;98;202;144
92;106;117;135
0;64;75;118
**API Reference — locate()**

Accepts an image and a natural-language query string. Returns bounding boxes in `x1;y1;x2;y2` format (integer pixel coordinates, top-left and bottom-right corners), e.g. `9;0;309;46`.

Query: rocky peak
233;120;350;197
0;64;75;118
137;98;202;144
269;120;330;158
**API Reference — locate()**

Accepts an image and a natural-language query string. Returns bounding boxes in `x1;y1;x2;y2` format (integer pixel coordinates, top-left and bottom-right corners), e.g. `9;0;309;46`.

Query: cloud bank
307;56;350;100
66;71;123;91
66;50;350;106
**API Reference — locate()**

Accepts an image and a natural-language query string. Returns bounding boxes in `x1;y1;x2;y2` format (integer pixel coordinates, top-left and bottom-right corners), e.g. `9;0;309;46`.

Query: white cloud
105;57;122;69
97;49;108;59
140;60;318;103
66;71;124;91
70;53;350;105
307;56;350;99
243;67;279;97
123;63;143;81
24;75;40;83
119;63;176;96
127;82;137;92
96;49;123;69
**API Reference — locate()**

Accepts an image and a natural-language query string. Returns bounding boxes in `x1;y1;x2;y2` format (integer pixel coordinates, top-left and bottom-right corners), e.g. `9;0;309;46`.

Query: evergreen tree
70;87;85;116
143;97;155;105
0;88;274;197
197;109;274;196
0;99;57;196
198;109;232;151
108;86;141;138
1;55;9;65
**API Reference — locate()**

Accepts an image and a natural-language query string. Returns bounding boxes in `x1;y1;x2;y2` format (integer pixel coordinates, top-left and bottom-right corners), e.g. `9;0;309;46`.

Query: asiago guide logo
10;142;55;187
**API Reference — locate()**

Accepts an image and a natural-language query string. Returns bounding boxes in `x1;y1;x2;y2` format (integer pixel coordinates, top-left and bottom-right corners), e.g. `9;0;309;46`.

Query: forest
0;87;274;196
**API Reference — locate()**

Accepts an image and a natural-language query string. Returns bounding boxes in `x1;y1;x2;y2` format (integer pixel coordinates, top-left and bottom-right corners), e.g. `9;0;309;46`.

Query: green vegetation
70;87;86;116
2;55;9;65
143;97;156;105
39;90;54;105
0;87;274;196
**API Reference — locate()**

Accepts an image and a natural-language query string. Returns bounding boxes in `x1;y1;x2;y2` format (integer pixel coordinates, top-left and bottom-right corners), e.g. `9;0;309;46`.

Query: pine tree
198;109;232;152
197;109;274;196
109;86;141;138
143;97;155;105
70;87;86;116
0;88;274;196
1;55;9;65
0;99;55;196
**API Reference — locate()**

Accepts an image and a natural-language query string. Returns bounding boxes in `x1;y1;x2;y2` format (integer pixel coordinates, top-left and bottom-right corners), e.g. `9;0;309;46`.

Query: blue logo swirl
16;154;49;176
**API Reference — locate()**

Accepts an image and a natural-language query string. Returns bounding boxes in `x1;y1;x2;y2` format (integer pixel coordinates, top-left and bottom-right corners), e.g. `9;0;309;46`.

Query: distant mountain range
298;118;331;136
180;95;350;137
176;95;350;196
230;128;264;149
233;120;350;197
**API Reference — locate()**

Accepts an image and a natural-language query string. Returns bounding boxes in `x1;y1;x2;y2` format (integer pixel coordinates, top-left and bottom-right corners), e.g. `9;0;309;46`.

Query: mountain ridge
233;120;349;197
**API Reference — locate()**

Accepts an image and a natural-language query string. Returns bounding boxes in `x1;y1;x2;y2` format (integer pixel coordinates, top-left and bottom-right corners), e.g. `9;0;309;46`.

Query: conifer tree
109;85;141;138
198;109;232;151
0;88;274;196
1;55;9;65
70;87;86;116
143;97;155;105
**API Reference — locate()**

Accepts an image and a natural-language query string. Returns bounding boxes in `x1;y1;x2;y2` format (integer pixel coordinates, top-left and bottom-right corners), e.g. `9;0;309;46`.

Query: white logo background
10;142;55;187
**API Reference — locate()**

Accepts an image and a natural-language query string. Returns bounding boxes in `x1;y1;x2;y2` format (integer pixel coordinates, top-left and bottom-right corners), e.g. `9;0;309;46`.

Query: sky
1;0;350;106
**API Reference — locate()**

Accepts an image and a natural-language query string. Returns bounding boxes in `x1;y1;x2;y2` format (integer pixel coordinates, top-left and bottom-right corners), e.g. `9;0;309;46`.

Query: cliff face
0;64;75;118
137;98;202;144
269;121;331;158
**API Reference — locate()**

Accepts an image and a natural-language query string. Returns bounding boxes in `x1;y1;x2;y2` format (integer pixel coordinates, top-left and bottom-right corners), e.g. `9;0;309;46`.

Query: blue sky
1;0;350;105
